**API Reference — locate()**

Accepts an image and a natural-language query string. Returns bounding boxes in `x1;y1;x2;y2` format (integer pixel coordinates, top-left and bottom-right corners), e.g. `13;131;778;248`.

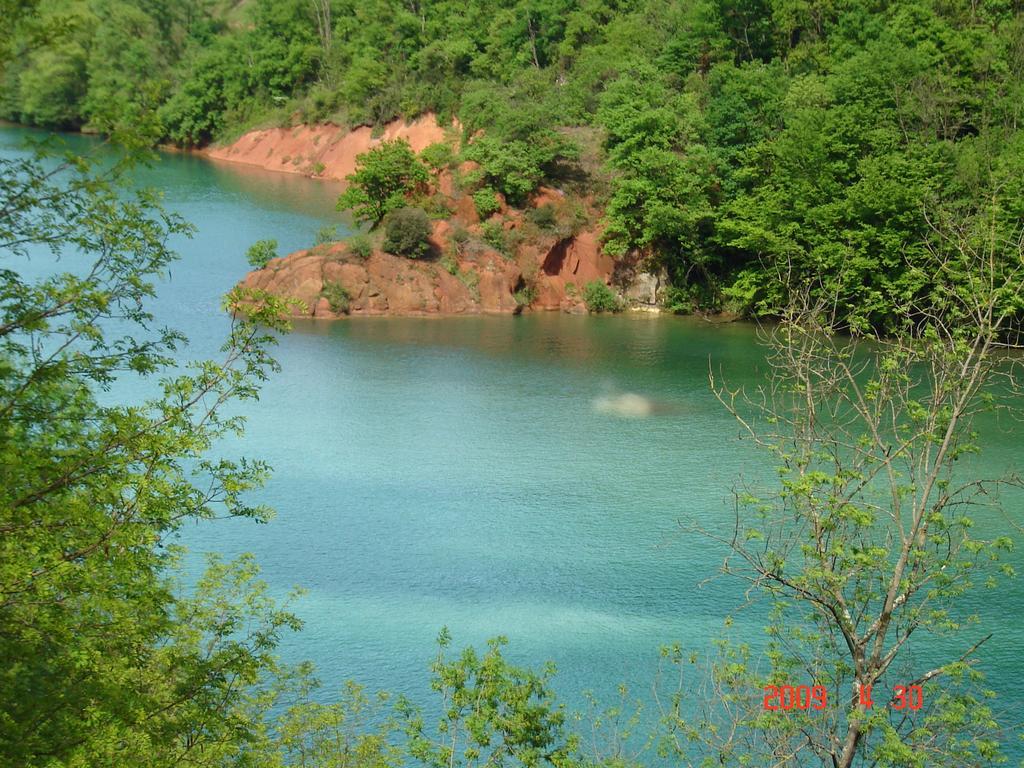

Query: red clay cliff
217;116;633;318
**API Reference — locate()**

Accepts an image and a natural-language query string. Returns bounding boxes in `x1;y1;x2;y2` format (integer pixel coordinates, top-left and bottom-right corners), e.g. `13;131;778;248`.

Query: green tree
80;0;168;133
247;237;279;268
315;224;338;244
464;136;544;205
473;187;501;218
0;135;299;766
598;68;721;296
158;37;243;146
399;630;578;768
12;1;95;128
697;201;1024;766
337;139;429;226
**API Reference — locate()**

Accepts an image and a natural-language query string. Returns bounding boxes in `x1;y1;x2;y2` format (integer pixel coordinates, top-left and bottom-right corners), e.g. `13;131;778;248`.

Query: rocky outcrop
218;118;646;318
204;115;449;181
237;222;628;319
532;231;616;312
622;268;668;308
240;242;528;318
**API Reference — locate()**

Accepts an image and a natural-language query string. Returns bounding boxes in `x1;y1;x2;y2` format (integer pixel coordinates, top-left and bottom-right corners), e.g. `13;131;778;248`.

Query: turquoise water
3;127;1023;757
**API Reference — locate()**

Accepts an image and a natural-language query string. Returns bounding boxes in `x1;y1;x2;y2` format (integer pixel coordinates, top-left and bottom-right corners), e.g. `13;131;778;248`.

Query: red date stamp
763;684;923;711
762;685;828;710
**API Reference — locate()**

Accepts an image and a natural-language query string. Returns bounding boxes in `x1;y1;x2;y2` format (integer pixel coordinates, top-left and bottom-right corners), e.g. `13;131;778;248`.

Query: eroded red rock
220;121;623;318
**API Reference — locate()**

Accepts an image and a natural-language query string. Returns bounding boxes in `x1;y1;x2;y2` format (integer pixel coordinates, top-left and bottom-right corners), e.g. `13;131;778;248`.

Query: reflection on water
198;154;348;221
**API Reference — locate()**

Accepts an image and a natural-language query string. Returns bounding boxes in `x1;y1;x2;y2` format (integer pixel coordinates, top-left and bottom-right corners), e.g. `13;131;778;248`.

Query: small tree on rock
247;239;278;268
337;139;429;226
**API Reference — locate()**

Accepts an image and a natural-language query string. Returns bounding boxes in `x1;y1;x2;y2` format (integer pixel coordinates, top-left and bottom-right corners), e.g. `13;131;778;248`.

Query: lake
3;126;1022;758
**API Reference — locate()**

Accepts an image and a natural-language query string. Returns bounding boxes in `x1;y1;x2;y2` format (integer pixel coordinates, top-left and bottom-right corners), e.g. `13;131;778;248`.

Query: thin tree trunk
526;12;540;68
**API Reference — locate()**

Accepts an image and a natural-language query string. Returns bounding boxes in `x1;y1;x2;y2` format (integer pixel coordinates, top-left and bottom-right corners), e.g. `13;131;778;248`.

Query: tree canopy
336;139;429;225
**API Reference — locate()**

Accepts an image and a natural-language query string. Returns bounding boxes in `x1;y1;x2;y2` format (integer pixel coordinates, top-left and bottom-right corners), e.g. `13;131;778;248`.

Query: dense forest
3;0;1023;328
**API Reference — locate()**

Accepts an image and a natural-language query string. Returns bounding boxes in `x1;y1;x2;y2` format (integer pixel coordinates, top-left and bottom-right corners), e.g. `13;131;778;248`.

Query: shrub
457;267;481;300
440;251;459;275
346;234;373;259
315;225;338;245
527;203;557;230
383;207;432;258
582;280;621;313
451;225;470;245
568;202;590;236
480;220;507;255
419;142;454;171
414;192;453;219
663;284;695;314
513;283;537;308
553;203;590;240
473;188;501;219
464;136;544;205
246;239;278;269
321;281;351;313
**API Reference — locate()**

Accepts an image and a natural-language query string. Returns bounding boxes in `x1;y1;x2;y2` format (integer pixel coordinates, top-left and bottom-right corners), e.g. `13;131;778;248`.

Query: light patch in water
592;392;656;419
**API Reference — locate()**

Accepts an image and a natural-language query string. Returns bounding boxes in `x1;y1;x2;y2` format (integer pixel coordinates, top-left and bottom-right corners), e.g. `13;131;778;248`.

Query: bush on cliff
321;281;351;314
583;280;621;313
337;140;429;226
247;239;279;269
383;207;432;259
480;220;508;256
463;137;544;206
346;234;373;260
473;188;501;219
315;225;338;245
419;141;455;171
527;204;557;231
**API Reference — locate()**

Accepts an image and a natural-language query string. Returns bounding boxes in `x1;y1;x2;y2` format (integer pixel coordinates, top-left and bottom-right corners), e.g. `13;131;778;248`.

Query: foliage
347;233;374;259
464;136;547;206
473;187;501;219
582;280;621;313
480;219;508;255
597;69;719;291
5;2;1024;764
398;629;578;768
382;206;432;258
315;224;338;245
264;674;402;768
321;280;351;313
527;203;557;230
513;282;537;308
661;284;695;314
414;190;454;219
247;237;279;268
456;266;481;301
0;133;301;766
702;206;1024;766
419;141;454;171
440;251;459;275
337;139;429;225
